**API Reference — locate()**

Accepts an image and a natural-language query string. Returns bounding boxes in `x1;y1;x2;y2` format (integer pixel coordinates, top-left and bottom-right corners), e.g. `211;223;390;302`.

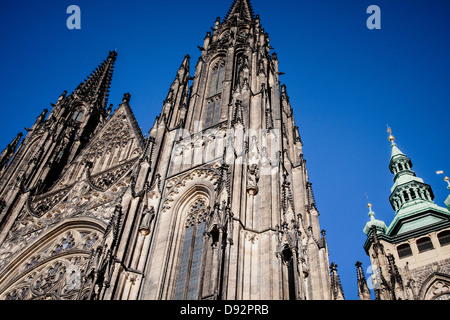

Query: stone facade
0;0;339;300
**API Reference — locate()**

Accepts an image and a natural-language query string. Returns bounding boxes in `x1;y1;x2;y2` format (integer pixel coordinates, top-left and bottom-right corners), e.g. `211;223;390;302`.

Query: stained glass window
174;198;207;300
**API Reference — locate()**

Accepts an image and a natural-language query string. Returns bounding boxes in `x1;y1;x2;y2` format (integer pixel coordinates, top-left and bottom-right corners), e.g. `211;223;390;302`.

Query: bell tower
111;0;335;300
359;128;450;300
0;0;339;301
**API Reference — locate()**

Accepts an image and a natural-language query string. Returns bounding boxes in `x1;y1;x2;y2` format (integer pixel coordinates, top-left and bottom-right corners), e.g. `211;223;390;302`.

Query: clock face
434;293;450;300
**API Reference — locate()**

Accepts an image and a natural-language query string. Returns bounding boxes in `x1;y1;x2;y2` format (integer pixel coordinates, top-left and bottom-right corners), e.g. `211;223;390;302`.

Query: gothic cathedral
0;0;340;300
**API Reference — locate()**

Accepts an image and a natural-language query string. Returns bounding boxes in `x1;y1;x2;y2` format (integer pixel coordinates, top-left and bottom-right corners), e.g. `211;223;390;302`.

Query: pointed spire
386;128;435;213
387;254;405;299
162;55;190;128
330;262;345;300
181;54;190;70
386;128;413;177
224;0;255;22
0;132;23;174
305;181;317;210
74;50;117;111
355;261;371;300
387;126;406;161
169;54;190;95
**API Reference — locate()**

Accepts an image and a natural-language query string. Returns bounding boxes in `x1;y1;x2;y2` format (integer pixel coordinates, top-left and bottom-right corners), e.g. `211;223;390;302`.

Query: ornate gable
0;96;145;280
51;95;145;191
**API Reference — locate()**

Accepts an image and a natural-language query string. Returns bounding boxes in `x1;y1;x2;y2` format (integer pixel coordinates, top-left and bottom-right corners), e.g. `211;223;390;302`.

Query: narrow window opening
205;61;225;128
403;191;409;201
72;110;84;122
397;243;413;259
281;247;296;300
417;237;434;253
438;230;450;247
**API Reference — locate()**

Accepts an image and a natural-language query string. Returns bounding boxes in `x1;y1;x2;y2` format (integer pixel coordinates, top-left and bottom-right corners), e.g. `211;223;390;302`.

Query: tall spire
161;55;190;128
224;0;255;22
0;133;22;176
74;50;117;110
386;128;435;213
387;126;406;161
330;262;345;300
355;261;371;300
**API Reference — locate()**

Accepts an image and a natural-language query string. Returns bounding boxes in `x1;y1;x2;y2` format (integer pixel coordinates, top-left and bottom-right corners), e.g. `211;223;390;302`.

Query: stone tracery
0;228;102;300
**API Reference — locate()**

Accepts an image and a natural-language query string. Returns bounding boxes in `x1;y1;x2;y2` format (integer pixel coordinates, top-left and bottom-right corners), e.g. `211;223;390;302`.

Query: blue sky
0;0;449;300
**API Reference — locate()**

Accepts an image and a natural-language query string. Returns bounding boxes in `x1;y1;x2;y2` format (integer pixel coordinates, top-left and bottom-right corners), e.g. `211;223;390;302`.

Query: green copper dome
363;203;387;235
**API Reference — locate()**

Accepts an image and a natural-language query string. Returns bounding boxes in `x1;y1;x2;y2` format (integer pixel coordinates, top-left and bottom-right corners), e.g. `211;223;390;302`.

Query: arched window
403;190;410;202
417;236;434;253
72;110;84;122
205;61;225;128
281;246;296;300
438;230;450;247
174;198;208;300
209;61;225;97
397;243;413;259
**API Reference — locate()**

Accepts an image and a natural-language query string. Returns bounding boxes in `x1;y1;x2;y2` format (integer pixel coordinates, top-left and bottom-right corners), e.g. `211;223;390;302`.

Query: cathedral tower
0;0;336;300
358;129;450;300
125;0;333;300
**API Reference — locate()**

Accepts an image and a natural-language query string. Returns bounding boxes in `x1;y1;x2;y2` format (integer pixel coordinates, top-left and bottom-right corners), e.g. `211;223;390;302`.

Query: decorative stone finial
122;92;131;104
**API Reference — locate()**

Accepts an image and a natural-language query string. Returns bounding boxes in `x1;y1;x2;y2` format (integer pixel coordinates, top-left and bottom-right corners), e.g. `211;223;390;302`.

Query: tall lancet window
205;61;225;127
174;198;208;300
